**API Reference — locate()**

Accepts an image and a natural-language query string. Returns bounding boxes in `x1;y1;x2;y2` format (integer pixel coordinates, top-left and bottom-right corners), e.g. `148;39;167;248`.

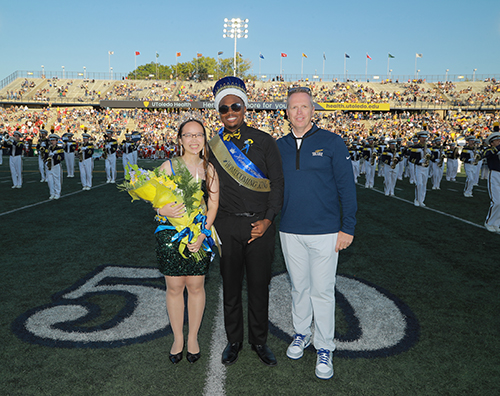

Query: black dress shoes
251;344;277;367
169;351;183;364
221;342;243;365
187;351;201;364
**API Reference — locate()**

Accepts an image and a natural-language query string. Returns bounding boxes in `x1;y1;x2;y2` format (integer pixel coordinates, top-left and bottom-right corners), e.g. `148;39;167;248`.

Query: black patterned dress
155;179;210;276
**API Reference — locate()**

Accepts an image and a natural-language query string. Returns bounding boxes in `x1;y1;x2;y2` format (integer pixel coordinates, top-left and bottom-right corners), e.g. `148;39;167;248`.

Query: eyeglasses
181;133;204;139
218;102;243;114
287;87;312;96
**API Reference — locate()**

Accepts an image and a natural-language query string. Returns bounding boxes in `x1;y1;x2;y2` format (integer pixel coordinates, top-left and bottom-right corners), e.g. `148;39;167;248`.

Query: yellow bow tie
223;130;241;141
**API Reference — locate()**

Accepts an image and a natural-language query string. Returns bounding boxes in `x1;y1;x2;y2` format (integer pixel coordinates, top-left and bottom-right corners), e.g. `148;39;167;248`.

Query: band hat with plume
49;134;60;140
486;132;500;145
213;76;248;110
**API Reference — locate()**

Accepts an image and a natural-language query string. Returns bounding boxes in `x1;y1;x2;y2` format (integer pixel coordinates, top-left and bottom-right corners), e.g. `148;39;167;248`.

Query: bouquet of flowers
118;163;216;262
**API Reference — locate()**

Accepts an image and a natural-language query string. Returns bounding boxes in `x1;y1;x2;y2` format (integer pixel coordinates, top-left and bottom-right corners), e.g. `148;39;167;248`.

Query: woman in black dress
156;117;219;364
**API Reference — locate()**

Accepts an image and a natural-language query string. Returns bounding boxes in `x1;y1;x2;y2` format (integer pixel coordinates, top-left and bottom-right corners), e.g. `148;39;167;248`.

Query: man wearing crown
209;76;284;367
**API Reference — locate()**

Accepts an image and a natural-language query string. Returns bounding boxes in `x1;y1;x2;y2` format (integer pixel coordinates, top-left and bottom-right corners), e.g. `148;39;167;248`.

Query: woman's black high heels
186;351;201;364
169;351;183;364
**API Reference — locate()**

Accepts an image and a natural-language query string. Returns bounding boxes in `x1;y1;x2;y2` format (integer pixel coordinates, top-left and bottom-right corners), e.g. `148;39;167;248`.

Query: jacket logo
143;101;149;108
312;149;324;157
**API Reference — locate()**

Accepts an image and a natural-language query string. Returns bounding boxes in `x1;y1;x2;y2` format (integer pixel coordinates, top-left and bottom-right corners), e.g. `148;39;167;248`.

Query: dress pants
280;232;339;351
65;152;75;177
486;170;500;228
47;164;62;197
446;158;458;181
464;164;475;195
215;213;275;345
38;156;47;181
351;160;360;183
105;152;117;182
10;155;22;187
79;158;93;188
415;165;429;204
384;166;398;195
122;153;134;173
364;162;375;188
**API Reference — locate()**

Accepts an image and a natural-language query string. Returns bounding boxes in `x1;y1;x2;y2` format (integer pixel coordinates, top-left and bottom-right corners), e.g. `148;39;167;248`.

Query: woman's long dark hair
177;118;214;194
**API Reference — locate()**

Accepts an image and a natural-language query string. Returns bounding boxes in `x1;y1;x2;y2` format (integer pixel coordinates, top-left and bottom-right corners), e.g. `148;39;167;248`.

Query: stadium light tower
62;66;65;79
223;18;249;77
473;68;477;82
41;65;44;78
445;69;449;82
83;66;86;79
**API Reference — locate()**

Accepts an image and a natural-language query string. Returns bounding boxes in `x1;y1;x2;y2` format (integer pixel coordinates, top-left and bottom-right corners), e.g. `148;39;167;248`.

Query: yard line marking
203;287;226;396
0;182;110;217
359;184;487;230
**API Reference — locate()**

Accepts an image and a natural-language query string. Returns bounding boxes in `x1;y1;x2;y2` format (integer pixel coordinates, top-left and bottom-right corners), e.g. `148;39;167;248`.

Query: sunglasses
218;102;243;114
287;87;312;96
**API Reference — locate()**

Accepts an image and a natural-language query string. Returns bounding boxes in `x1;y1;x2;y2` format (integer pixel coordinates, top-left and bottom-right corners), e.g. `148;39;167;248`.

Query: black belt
234;212;257;218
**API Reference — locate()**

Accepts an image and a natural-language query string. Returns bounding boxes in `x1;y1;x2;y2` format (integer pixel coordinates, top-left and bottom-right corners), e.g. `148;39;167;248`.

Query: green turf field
1;157;499;395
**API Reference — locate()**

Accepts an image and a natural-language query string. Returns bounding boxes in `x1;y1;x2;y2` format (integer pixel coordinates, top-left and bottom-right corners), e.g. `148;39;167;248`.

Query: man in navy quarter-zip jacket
277;87;357;380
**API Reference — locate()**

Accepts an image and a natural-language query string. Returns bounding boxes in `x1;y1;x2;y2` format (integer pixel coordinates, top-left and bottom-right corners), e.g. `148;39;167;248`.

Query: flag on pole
156;52;159;58
259;53;264;59
302;53;307;58
345;53;350;58
109;51;114;55
366;54;372;60
176;52;181;57
135;51;140;56
323;52;326;60
218;51;223;56
281;53;287;57
416;53;423;58
388;53;395;58
197;53;202;58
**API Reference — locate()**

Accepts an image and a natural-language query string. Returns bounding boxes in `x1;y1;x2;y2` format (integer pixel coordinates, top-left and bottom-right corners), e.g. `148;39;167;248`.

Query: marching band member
460;136;477;198
348;138;361;183
445;142;459;182
5;130;24;188
63;132;76;178
408;131;432;207
0;131;4;166
380;139;402;197
483;127;500;233
45;134;65;200
78;133;94;190
430;137;444;190
103;129;118;183
36;128;49;182
121;132;136;173
362;136;377;189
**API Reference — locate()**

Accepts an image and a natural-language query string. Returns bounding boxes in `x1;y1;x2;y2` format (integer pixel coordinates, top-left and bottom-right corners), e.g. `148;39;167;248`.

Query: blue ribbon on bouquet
193;213;215;252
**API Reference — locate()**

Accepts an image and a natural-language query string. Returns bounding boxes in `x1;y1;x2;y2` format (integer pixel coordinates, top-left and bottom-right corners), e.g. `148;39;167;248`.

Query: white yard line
0;183;109;217
203;287;227;396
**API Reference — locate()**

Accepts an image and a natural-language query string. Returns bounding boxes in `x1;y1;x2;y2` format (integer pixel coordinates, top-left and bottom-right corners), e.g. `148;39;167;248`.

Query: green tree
128;56;253;81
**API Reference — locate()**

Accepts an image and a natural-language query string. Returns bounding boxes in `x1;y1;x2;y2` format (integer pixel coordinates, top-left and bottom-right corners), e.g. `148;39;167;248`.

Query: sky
1;0;499;82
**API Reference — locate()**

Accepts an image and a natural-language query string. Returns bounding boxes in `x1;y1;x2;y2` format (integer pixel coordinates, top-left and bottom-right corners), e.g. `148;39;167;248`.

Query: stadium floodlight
473;68;477;82
223;18;249;77
446;69;449;82
83;66;86;79
62;66;65;79
41;65;45;78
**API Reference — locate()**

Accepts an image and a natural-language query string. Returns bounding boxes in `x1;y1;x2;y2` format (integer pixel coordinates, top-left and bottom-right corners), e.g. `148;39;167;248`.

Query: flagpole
280;56;282;78
344;55;346;82
387;56;390;78
322;55;325;81
259;55;261;77
301;56;304;81
414;54;417;79
135;53;137;80
365;56;368;82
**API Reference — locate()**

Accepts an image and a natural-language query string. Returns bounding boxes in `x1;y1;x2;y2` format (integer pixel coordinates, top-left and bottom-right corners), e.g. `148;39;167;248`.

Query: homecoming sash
209;128;271;192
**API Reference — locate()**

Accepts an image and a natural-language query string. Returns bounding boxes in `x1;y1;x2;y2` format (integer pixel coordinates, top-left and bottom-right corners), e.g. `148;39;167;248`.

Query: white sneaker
485;224;500;233
315;349;333;380
414;200;420;207
49;195;55;200
287;334;311;360
420;202;426;207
